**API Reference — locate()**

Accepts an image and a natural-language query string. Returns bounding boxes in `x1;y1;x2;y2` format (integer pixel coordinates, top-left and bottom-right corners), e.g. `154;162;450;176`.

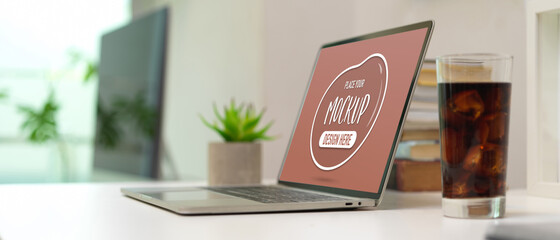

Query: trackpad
145;190;232;201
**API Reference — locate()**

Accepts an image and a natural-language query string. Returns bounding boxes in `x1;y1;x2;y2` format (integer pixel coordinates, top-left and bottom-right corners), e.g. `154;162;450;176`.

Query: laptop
122;20;434;215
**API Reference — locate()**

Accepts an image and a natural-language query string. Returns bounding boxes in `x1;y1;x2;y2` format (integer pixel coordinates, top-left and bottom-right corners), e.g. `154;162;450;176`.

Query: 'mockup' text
323;94;370;125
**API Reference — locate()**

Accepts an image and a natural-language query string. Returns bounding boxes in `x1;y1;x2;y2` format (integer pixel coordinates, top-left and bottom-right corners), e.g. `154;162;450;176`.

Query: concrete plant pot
208;142;262;186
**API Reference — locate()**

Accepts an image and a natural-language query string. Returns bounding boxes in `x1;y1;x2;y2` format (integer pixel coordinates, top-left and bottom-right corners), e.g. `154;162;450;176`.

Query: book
411;84;438;102
386;60;442;192
395;140;440;161
401;129;439;141
387;159;442;192
418;68;437;86
404;60;439;131
408;100;438;112
409;142;440;161
402;119;439;131
405;110;439;122
418;59;436;86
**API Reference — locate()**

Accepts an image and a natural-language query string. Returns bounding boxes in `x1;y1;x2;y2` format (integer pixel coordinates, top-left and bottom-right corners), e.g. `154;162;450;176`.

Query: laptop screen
279;22;432;197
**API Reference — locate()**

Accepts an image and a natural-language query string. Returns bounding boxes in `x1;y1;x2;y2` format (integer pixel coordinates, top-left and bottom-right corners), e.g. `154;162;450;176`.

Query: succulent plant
200;100;273;142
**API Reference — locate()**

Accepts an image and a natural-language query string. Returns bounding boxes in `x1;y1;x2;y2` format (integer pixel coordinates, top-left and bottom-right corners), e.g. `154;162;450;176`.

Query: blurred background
0;0;527;189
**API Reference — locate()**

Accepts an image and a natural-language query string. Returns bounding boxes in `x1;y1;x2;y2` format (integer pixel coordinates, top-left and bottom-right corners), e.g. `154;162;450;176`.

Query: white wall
136;0;527;188
263;0;527;188
262;0;356;180
133;0;264;180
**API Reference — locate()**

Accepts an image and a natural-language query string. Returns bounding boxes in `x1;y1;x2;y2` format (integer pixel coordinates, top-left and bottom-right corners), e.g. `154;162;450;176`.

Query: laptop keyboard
205;186;350;203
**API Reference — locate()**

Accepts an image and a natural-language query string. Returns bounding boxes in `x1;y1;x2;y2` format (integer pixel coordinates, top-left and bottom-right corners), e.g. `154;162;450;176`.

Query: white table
0;182;559;240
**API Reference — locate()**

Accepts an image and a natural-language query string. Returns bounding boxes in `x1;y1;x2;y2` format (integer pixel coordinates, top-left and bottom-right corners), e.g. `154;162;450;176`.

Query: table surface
1;182;560;240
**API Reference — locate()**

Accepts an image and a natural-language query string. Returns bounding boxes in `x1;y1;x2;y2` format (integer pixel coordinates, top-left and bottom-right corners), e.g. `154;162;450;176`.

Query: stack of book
388;60;442;192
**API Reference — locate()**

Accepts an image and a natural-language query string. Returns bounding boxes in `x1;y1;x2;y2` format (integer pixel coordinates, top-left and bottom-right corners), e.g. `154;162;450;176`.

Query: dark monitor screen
93;8;168;178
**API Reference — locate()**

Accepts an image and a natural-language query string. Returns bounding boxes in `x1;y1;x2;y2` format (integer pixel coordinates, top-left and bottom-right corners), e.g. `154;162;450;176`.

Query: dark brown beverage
438;82;511;198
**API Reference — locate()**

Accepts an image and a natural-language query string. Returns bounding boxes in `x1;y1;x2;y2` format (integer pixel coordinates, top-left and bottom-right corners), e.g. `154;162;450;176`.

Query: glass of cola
436;53;512;218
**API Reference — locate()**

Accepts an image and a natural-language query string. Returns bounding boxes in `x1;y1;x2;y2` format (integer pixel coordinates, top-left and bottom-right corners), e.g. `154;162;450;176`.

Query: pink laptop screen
279;27;429;194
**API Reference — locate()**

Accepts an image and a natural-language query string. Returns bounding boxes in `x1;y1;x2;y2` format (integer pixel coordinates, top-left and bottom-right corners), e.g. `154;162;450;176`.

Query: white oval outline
310;53;388;171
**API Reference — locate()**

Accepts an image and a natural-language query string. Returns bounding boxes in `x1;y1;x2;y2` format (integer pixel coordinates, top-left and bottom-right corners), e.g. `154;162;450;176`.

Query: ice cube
473;175;490;196
484;87;510;114
445;182;470;198
484;112;508;143
475;121;490;144
474;174;506;197
448;90;484;121
442;169;471;198
441;107;470;129
463;144;506;177
488;178;506;196
476;113;508;144
441;128;467;166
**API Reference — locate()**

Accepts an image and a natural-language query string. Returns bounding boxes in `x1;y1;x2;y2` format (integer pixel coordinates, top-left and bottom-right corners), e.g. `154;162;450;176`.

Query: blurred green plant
83;62;98;82
96;91;157;149
17;49;95;143
0;89;8;100
114;92;157;139
17;89;72;181
96;101;121;148
200;100;273;142
68;49;98;82
14;49;95;181
17;90;59;143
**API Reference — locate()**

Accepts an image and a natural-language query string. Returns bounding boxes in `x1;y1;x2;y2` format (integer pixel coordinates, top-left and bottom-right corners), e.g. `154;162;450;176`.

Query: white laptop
122;21;434;215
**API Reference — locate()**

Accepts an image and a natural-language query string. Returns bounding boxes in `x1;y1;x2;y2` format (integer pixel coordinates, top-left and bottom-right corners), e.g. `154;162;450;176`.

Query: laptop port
345;202;353;206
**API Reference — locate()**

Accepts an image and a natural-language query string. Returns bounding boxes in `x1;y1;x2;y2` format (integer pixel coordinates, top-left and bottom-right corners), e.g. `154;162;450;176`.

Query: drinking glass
437;53;513;218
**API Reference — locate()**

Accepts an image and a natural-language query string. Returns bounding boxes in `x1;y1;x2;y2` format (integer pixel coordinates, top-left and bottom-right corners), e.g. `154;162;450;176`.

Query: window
0;0;130;183
527;0;560;198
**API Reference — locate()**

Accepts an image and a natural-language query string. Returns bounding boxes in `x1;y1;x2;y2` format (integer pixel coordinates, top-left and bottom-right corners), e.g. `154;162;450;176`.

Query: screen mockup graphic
279;27;429;194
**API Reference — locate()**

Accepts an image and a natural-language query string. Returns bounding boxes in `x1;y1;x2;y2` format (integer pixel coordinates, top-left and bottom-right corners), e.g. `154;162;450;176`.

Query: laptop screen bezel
277;20;434;200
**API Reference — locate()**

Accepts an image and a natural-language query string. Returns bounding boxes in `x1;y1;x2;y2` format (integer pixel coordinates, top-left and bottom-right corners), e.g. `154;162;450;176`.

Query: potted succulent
200;100;273;186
